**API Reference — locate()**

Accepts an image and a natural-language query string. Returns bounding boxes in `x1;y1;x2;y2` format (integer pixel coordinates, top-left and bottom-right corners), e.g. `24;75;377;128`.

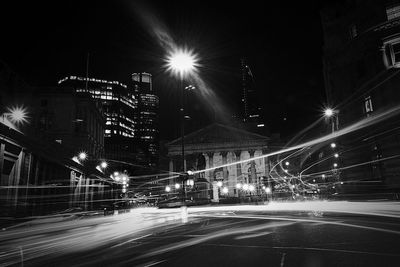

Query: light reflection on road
1;201;400;266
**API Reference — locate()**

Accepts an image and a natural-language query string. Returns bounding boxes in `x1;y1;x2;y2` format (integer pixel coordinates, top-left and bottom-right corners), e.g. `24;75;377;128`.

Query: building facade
240;58;266;134
58;76;142;168
132;73;159;167
27;86;105;160
319;0;400;195
166;123;272;202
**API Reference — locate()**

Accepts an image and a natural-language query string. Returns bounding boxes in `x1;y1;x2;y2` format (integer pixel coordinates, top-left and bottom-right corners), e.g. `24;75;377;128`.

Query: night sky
1;0;336;140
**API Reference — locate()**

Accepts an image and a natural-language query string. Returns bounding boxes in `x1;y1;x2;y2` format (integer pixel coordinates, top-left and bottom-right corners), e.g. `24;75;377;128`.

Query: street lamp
1;105;29;130
323;107;339;133
78;152;87;161
324;108;333;117
166;47;199;203
100;161;108;169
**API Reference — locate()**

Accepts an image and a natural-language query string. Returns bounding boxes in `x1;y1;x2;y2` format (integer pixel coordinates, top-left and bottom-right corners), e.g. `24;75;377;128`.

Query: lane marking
191;214;400;235
201;243;400;257
280;252;286;267
111;234;153;248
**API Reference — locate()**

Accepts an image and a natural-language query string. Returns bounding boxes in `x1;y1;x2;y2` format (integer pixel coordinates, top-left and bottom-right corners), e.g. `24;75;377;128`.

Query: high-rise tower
240;58;265;132
132;73;159;166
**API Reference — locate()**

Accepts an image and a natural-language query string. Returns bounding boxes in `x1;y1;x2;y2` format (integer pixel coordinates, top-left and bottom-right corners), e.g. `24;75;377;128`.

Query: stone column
249;150;256;184
206;152;214;181
206;152;216;201
234;150;242;197
169;158;174;186
221;151;229;196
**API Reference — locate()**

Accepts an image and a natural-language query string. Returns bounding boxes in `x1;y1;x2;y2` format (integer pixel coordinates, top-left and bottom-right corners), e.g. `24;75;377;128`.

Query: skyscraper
132;73;159;166
58;76;138;165
240;58;265;133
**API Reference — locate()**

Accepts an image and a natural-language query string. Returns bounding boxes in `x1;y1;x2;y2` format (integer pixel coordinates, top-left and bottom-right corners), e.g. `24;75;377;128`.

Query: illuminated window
387;5;400;20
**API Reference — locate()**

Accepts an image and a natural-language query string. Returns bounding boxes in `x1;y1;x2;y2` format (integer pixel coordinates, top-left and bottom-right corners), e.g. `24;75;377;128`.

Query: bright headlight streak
192;105;400;175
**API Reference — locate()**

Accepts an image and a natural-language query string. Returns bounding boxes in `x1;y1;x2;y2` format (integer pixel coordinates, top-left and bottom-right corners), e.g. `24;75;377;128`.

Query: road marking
280;253;286;267
111;234;152;248
141;259;167;267
201;243;400;257
191;214;400;235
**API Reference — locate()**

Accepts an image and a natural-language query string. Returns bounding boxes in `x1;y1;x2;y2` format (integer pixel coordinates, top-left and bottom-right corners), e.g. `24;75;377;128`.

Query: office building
132;73;159;166
319;0;400;194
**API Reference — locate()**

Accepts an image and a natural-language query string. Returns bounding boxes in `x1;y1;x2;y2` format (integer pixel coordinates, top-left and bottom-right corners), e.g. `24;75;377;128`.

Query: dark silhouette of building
29;86;105;159
320;0;400;196
240;58;266;134
0;63;113;216
58;76;145;172
132;72;159;167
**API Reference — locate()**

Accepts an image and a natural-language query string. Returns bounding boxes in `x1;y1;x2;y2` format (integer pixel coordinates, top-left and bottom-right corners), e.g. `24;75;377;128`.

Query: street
1;201;400;267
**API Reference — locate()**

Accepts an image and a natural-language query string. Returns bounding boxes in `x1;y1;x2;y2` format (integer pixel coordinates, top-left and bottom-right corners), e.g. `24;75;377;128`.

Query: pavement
1;201;400;266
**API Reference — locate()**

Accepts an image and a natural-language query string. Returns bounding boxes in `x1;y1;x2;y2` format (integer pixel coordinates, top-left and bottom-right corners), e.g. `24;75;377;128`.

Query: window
364;96;373;114
384;37;400;67
386;5;400;20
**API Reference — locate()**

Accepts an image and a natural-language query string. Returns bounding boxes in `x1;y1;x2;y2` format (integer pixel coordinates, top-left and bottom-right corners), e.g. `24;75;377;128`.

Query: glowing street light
222;187;229;194
166;48;198;78
333;163;338;168
236;183;242;189
175;183;181;189
100;161;108;169
217;181;223;187
166;47;199;204
330;143;336;148
285;161;290;166
334;153;339;158
78;152;87;161
2;106;29;129
324;108;334;117
265;187;272;194
165;186;171;192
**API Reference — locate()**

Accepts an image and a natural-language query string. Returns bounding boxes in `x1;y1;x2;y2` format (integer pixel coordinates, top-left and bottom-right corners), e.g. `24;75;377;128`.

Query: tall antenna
241;57;248;121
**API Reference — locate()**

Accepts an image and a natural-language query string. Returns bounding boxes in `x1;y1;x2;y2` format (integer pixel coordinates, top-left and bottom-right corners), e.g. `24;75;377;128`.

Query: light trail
191;105;400;175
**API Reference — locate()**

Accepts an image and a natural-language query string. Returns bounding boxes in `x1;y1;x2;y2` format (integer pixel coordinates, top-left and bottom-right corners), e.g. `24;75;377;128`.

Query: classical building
166;123;272;202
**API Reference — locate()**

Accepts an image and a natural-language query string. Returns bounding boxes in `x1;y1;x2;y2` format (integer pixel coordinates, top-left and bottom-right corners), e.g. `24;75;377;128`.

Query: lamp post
324;108;339;133
166;47;198;202
1;105;29;130
324;108;341;191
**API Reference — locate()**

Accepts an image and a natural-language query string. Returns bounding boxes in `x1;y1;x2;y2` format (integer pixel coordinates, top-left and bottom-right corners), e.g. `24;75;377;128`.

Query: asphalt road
2;203;400;267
